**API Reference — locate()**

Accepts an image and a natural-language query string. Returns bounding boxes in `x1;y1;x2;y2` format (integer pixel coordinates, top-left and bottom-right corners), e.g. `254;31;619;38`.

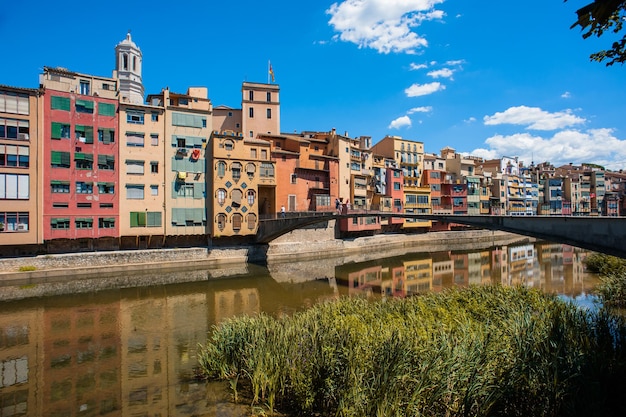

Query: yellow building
208;131;274;237
147;88;212;240
0;86;41;248
371;135;431;229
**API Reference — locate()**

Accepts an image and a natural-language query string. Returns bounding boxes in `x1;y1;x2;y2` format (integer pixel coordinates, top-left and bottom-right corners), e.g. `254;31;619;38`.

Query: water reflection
0;241;598;416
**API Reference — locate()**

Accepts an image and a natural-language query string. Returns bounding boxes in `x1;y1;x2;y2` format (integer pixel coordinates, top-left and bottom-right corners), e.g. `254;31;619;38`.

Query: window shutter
51;151;62;165
51;96;70;111
193;182;204;199
51;122;63;139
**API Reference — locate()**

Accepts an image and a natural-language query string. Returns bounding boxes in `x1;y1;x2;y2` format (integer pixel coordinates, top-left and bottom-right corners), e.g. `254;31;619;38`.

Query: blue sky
1;0;625;169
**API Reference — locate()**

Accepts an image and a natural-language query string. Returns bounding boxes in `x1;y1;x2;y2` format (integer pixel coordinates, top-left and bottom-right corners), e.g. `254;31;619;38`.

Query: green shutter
51;151;62;165
98;102;116;116
130;212;139;227
84;126;94;142
75;152;85;160
193;182;204;199
51;96;70;111
60;152;70;165
51;122;63;139
137;212;146;227
98;154;107;165
76;99;94;109
84;153;93;161
146;211;162;227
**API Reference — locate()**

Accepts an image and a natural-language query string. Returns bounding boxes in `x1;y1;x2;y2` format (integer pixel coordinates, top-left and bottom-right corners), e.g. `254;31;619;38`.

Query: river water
0;240;598;417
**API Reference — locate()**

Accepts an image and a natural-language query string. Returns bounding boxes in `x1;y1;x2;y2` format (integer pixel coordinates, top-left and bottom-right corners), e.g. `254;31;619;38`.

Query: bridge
257;212;626;259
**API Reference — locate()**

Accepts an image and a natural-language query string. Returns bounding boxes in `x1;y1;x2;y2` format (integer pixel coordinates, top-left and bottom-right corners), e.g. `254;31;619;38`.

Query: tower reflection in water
0;242;596;416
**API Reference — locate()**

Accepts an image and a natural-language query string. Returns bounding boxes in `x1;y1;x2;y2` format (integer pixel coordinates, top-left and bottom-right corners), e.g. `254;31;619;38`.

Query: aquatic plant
585;253;626;309
198;286;626;417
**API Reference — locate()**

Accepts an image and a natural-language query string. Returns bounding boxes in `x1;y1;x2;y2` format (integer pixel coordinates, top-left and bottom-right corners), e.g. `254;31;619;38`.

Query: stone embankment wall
0;220;527;287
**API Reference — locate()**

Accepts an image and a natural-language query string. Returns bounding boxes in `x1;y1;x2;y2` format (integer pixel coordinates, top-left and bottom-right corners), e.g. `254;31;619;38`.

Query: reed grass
585;253;626;309
198;285;626;416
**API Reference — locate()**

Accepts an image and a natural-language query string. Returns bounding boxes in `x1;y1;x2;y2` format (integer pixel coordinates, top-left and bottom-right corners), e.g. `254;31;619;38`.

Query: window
246;163;256;177
0;145;29;168
127;111;144;124
232;213;242;231
249;91;254;101
224;140;234;151
266;108;271;119
216;214;226;230
50;218;70;230
290;173;297;184
98;128;115;143
217;188;226;205
216;161;226;177
0;174;29;199
74;217;93;229
150;134;159;146
97;154;115;170
52;202;68;208
51;122;70;139
150;185;158;196
76;182;93;194
249;107;254;118
0;91;29;115
247;190;255;205
231;162;242;181
51;96;70;111
98;102;116;116
260;162;274;177
0;212;29;232
77;203;91;208
151;112;159;122
250;148;257;158
231;189;243;207
100;203;114;208
75;125;94;143
249;130;254;138
176;183;194;197
126;184;145;199
261;149;267;160
97;182;115;194
266;92;271;102
126;160;145;175
126;132;145;147
79;80;90;95
247;213;257;229
75;99;94;114
179;98;189;106
51;181;70;193
74;153;93;170
99;218;115;229
150;161;158;173
394;182;401;190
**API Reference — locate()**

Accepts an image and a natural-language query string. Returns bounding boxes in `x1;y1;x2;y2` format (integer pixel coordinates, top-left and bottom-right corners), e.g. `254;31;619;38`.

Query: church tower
114;32;144;104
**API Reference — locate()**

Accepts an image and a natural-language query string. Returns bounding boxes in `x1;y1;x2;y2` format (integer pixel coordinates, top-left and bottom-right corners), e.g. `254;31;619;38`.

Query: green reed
198;286;626;416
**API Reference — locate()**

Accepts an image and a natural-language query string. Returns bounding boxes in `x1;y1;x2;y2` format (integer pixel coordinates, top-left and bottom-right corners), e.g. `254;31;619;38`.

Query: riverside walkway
257;212;626;258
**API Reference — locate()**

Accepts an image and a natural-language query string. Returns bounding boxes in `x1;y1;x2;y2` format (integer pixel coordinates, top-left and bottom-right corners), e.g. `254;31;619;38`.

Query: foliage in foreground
198;286;626;417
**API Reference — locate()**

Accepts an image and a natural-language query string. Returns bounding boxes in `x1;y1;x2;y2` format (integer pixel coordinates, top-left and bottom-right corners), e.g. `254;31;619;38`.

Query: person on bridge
281;205;286;218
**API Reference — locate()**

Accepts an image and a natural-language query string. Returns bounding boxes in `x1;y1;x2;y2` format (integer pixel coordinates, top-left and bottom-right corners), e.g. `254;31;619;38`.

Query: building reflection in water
0;241;598;416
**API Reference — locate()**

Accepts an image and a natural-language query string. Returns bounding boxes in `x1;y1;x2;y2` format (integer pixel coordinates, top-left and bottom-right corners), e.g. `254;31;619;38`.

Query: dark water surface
0;241;598;416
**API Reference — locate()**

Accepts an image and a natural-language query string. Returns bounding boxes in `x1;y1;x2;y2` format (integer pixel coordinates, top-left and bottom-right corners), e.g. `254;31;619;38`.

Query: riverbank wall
0;222;529;287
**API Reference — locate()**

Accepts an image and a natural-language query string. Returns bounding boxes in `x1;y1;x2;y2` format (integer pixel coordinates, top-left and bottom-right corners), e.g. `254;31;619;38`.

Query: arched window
231;162;242;182
231;189;243;207
246;162;256;177
217;188;226;205
216;161;226;177
122;53;128;70
216;214;226;231
246;213;257;230
247;190;255;205
232;213;243;231
132;56;137;71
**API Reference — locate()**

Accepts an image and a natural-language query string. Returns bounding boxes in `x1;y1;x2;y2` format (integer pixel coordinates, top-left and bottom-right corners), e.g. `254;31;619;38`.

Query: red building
41;67;119;243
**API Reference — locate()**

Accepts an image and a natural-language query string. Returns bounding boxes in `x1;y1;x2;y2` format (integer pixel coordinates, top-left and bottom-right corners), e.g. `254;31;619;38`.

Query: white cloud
405;81;445;97
483;105;586;130
445;59;465;66
464;116;477;123
409;62;428;70
427;68;454;79
408;106;432;113
389;115;412;129
561;91;571;99
326;0;446;54
470;128;626;170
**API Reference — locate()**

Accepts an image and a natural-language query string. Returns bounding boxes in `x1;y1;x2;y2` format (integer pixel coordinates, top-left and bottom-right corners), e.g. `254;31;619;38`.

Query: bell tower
115;31;144;104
